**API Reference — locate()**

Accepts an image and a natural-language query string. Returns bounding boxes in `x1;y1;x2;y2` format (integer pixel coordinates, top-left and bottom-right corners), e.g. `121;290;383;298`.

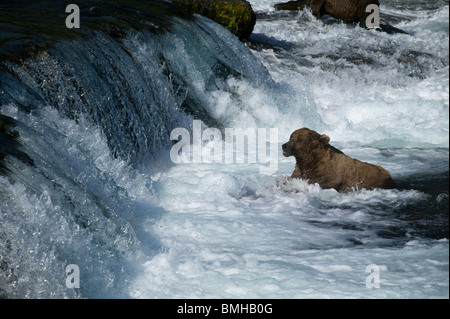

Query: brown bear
282;128;394;192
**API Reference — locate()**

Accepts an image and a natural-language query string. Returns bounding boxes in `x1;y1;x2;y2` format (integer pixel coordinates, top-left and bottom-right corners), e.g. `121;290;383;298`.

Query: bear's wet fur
282;128;394;192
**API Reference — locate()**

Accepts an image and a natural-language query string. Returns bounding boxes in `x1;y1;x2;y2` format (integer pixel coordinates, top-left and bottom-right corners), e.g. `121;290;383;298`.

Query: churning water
0;0;448;298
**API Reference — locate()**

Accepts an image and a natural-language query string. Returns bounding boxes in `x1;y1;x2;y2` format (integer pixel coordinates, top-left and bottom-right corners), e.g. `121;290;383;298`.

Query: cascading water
0;0;448;299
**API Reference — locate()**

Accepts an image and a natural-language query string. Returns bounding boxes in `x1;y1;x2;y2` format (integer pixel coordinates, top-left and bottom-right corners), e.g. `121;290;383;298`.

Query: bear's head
282;128;330;158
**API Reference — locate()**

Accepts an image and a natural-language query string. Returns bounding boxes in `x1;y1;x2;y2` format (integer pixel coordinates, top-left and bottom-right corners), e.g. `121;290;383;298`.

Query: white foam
248;0;282;12
249;4;449;148
127;144;448;298
128;7;450;292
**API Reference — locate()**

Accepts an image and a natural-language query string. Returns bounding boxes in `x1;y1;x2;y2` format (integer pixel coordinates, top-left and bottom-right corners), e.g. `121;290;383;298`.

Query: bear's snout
282;142;291;157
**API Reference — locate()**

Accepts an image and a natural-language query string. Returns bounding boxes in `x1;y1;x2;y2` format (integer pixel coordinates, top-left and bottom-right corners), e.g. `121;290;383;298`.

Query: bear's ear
320;134;330;145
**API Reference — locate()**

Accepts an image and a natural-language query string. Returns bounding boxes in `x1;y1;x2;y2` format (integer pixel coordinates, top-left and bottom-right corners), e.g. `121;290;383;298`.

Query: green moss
172;0;255;39
213;3;238;31
211;1;255;39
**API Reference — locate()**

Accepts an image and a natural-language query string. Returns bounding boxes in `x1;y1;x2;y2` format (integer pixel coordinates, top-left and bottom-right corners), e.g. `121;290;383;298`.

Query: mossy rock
172;0;256;39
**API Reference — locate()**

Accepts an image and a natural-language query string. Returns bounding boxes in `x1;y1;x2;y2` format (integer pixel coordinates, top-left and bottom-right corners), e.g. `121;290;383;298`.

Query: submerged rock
0;114;34;174
378;23;408;35
274;0;306;11
172;0;256;39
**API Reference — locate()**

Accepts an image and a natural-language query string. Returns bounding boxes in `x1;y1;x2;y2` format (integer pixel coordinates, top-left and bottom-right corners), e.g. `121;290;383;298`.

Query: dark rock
0;0;194;62
274;0;408;34
320;0;381;25
275;0;379;25
274;0;306;11
172;0;256;39
378;23;409;35
0;114;34;174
